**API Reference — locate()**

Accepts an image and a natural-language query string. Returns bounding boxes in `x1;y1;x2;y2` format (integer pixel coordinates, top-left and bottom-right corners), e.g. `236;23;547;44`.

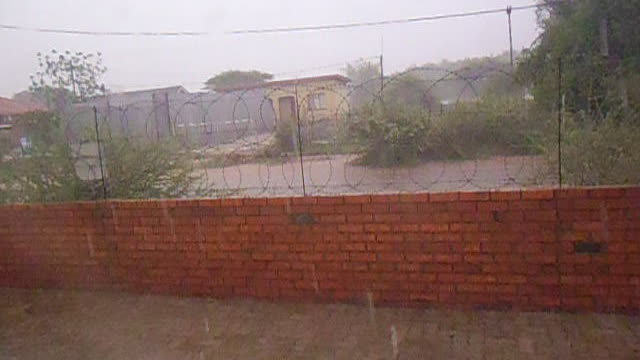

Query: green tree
0;112;88;203
205;70;273;91
30;50;107;104
344;60;382;108
518;0;640;114
350;102;431;167
384;72;438;111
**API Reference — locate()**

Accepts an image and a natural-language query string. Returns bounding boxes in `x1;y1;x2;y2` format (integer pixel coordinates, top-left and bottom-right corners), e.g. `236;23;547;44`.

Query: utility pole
380;54;384;101
507;6;514;72
69;63;78;100
93;106;108;200
294;84;307;196
557;58;563;189
380;34;385;101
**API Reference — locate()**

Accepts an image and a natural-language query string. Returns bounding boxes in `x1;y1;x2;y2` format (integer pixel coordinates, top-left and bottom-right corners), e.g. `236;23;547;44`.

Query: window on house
308;93;326;110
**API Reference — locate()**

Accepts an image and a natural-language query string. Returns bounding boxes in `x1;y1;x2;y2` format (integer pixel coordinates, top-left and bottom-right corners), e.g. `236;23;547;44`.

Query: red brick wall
1;187;639;313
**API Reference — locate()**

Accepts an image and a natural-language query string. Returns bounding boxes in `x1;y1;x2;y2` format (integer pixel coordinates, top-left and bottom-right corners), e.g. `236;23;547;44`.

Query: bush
102;137;212;199
547;111;640;186
0;111;213;203
424;96;547;160
350;102;430;167
347;97;546;167
0;112;88;203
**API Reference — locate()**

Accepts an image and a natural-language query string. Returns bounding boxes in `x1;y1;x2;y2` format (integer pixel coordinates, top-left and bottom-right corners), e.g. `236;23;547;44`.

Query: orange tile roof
0;97;46;116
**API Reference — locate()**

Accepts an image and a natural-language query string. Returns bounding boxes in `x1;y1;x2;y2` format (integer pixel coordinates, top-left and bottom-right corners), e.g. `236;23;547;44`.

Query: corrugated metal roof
218;74;351;92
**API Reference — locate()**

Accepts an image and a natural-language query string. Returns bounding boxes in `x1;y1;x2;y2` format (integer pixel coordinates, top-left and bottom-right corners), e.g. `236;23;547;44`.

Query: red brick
555;189;589;199
590;188;625;198
317;197;344;205
220;198;243;207
522;189;554;200
349;252;376;262
344;195;371;204
370;194;400;203
434;254;462;264
491;191;521;201
347;214;373;223
406;254;432;263
438;273;466;283
393;224;420;232
457;284;485;293
573;199;603;210
319;215;346;223
421;224;449;233
377;253;404;262
362;204;389;214
338;224;363;233
430;192;459;202
375;214;402;223
464;254;494;264
477;201;509;212
364;224;391;233
259;206;286;215
509;201;540;210
459;191;490;201
389;203;418;213
400;193;430;202
291;197;317;205
496;275;527;284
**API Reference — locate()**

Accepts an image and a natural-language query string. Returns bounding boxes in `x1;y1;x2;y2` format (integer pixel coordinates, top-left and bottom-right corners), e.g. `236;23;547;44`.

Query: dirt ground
1;288;638;359
202;155;553;197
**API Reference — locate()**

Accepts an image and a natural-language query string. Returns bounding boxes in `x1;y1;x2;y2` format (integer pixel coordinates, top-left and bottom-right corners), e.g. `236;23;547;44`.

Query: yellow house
261;74;350;126
220;74;351;127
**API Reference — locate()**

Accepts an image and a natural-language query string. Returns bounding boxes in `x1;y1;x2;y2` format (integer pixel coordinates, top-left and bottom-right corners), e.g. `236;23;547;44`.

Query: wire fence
31;65;559;200
4;51;638;204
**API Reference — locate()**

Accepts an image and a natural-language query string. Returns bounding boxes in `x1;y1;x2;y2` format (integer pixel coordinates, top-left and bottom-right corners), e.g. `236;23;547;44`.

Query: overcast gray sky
0;0;540;97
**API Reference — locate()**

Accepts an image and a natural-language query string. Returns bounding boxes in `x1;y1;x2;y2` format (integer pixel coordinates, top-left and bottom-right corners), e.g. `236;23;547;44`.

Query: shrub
101;137;212;199
0;111;213;203
350;102;430;167
347;96;546;167
424;97;547;160
547;111;640;186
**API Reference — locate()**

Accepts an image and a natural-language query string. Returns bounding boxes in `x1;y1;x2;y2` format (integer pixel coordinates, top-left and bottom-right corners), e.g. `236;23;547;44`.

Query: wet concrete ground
202;155;552;197
1;288;638;359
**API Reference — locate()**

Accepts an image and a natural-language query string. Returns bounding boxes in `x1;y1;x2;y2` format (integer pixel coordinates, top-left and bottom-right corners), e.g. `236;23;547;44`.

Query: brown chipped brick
344;195;371;204
316;197;344;205
430;192;459;202
459;192;490;201
522;189;554;200
590;188;626;198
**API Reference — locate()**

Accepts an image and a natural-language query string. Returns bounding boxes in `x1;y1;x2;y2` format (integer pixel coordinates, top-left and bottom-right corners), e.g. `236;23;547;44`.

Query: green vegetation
0;112;212;203
349;102;430;167
519;0;640;114
348;97;545;167
30;50;107;104
551;110;640;186
204;70;273;91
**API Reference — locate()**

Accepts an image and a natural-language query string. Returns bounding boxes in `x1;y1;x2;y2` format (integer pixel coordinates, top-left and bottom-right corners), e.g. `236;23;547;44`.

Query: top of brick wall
1;186;638;209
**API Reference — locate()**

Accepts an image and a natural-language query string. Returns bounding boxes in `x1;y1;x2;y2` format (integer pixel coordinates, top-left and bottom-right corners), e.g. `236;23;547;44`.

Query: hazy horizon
0;0;540;97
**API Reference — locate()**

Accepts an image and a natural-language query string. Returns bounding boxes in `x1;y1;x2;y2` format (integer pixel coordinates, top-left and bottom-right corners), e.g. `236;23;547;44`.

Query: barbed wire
56;66;557;200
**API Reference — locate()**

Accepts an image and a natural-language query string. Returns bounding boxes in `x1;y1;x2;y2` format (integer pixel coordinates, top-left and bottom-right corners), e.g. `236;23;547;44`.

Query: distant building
73;85;275;147
0;97;45;126
220;74;350;124
0;97;46;151
219;74;351;142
